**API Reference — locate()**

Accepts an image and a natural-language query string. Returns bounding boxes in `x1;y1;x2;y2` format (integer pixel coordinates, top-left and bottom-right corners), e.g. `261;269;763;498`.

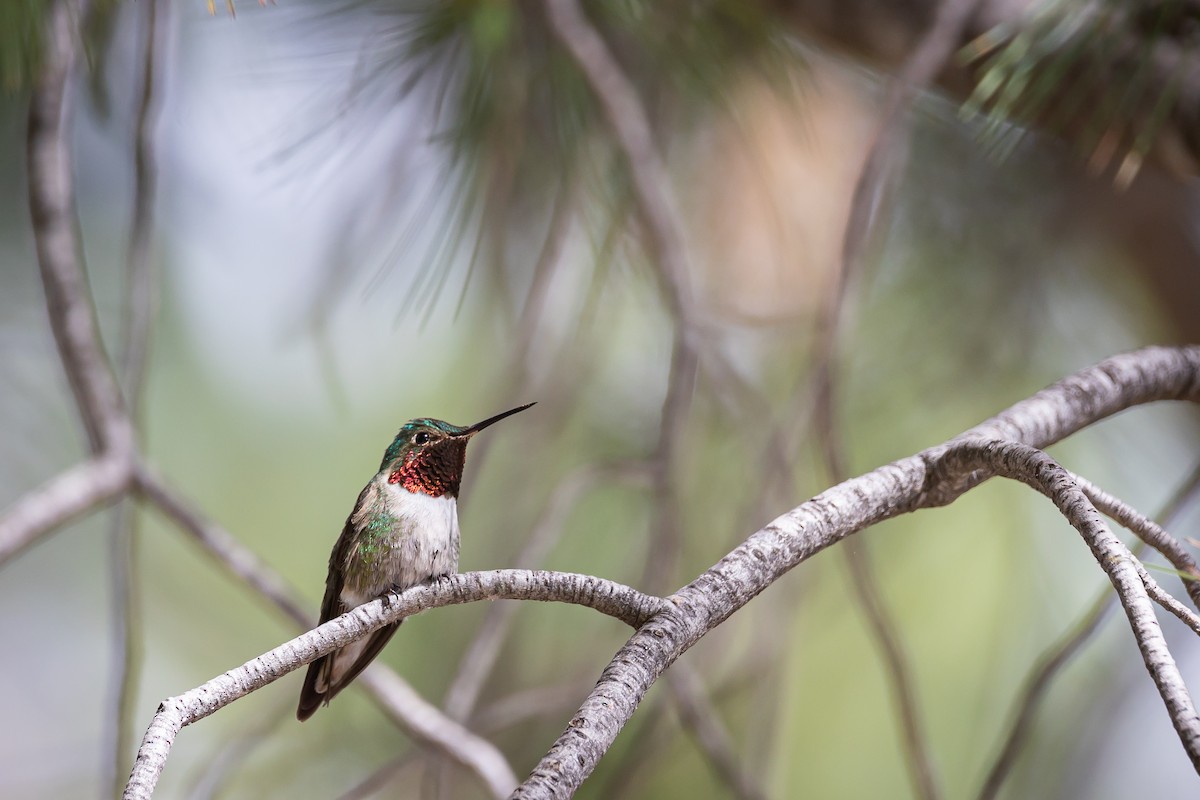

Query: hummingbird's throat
388;443;466;497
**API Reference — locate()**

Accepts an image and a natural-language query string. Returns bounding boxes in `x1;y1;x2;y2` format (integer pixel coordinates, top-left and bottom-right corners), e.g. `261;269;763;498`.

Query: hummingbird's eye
413;431;431;445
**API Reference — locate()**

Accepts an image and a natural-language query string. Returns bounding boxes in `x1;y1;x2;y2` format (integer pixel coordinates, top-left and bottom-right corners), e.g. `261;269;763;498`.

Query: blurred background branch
103;0;167;794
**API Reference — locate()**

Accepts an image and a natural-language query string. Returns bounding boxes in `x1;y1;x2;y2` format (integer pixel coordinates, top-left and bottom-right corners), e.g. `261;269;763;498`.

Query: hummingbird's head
379;403;535;497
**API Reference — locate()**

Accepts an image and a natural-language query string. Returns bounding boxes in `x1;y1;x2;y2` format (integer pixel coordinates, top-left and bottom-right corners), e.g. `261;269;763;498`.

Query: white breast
353;486;461;604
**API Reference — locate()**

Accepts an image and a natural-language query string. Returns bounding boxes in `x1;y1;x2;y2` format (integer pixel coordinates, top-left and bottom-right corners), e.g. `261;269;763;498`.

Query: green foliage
302;0;799;320
0;0;47;91
0;0;120;112
960;0;1195;180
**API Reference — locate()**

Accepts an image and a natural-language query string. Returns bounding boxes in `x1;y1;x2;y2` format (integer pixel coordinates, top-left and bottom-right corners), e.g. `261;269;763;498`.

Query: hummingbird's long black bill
460;402;536;436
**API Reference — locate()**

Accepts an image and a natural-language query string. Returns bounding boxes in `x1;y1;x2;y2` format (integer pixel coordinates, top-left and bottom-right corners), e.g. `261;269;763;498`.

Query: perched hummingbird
297;403;535;721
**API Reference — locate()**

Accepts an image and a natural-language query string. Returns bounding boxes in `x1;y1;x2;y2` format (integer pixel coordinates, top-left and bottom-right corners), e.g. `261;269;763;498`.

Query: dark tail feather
297;654;329;721
296;621;402;721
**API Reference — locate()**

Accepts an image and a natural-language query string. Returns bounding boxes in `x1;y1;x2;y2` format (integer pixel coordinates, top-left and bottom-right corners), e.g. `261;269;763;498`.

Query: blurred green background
2;2;1199;799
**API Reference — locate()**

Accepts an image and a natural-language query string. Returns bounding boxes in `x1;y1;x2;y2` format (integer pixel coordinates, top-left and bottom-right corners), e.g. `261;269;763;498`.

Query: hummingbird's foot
382;585;405;609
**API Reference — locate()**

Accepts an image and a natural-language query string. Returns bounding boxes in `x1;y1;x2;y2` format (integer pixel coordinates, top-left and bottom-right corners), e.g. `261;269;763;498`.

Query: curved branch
133;465;520;796
542;0;694;322
977;460;1200;800
133;465;312;625
354;665;519;799
27;0;133;456
935;440;1200;768
1073;474;1200;610
542;0;701;595
122;570;667;799
666;665;766;800
512;345;1200;798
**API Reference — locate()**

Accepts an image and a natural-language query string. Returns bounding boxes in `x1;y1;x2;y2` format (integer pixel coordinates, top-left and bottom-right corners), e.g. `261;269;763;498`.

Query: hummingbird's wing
297;486;402;721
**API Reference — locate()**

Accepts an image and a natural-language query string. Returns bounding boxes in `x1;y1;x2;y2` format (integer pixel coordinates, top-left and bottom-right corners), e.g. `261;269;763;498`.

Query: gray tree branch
1074;473;1200;610
0;455;132;563
977;461;1200;800
121;570;667;800
512;345;1200;798
27;0;132;457
935;439;1200;768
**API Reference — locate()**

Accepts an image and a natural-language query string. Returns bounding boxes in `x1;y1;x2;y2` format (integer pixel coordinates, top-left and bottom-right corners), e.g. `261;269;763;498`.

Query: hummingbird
297;402;535;721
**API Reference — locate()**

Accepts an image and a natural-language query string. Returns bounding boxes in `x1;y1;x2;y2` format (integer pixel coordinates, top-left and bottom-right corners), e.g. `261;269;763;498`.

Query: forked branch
511;346;1200;798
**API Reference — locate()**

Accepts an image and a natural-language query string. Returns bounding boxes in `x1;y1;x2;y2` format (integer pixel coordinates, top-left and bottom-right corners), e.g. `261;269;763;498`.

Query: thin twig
975;460;1200;800
186;696;292;800
640;329;699;592
105;500;142;800
934;440;1200;768
471;682;593;733
444;462;648;721
812;6;982;796
27;0;132;456
120;0;163;402
513;178;575;387
134;465;312;625
0;455;132;565
336;751;422;800
666;665;767;800
541;0;694;322
105;2;168;795
975;548;1129;800
355;665;520;800
542;0;702;593
371;681;590;800
808;0;983;460
594;691;673;799
1073;473;1200;610
840;544;942;800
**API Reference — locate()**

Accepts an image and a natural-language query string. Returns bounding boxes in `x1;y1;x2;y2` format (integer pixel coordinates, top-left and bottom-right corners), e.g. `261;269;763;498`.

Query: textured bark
512;345;1200;798
122;570;666;799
